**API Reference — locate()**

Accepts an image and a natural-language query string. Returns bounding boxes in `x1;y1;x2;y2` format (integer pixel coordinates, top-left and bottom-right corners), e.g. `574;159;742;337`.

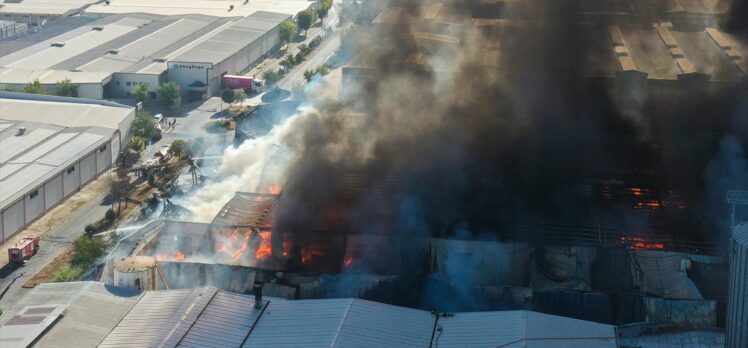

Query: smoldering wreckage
99;0;748;343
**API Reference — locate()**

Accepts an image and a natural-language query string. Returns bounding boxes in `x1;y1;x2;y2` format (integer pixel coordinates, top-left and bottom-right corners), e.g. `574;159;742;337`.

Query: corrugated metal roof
212;192;278;226
0;97;132;130
98;289;196;348
7;282;619;348
242;298;353;348
173;11;288;65
176;290;262;348
436;310;617;347
332;299;435;348
0;118;116;210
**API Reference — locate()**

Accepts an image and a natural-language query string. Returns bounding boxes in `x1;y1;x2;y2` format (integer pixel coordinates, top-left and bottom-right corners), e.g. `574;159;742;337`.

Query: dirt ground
23;246;74;288
0;174;110;266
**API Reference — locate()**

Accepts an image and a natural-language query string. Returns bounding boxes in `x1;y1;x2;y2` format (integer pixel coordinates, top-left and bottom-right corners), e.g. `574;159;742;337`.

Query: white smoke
180;108;308;222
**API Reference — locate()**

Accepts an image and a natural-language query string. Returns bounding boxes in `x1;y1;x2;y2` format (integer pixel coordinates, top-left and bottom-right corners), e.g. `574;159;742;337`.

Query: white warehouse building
0;10;293;100
0;92;134;243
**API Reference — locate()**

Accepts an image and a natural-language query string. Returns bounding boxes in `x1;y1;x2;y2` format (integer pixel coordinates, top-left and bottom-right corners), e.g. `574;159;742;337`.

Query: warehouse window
29;190;39;199
98;145;107;152
66;166;75;174
126;82;131;86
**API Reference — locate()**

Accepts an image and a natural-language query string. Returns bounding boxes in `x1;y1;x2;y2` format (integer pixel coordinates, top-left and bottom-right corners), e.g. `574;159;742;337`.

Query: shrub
52;266;84;282
70;235;107;269
84;224;96;236
299;43;311;55
105;209;116;221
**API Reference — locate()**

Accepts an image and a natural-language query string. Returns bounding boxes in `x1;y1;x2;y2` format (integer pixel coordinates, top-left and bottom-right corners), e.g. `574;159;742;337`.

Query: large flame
254;231;272;260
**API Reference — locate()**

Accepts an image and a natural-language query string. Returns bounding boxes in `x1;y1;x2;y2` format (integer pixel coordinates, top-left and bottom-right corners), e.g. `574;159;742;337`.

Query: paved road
276;29;343;91
0;191;110;310
146;97;233;159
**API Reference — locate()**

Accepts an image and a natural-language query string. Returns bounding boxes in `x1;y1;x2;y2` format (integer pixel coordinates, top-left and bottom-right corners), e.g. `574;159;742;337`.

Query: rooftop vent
16;127;26;136
152;57;166;63
50;42;65;47
92;26;104;31
106;49;119;55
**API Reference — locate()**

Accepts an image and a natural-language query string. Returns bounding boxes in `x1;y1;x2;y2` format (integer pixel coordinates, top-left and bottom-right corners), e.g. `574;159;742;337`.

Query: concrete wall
79;152;96;184
109;73;161;98
24;186;45;223
62;163;80;198
95;143;111;173
167;61;212;93
44;174;63;209
1;200;24;243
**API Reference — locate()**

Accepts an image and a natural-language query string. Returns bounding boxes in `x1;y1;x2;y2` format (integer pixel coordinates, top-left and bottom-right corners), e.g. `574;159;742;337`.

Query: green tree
297;10;317;35
234;89;246;107
304;66;330;82
131;113;160;141
133;83;149;105
157;82;179;110
168;139;190;159
3;85;14;92
21;79;44;94
70;235;106;268
279;19;298;48
128;136;146;154
55;78;79;97
221;88;236;105
317;0;332;25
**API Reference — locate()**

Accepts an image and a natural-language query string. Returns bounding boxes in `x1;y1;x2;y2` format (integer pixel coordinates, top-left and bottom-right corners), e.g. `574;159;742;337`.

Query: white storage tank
727;223;748;348
114;256;159;291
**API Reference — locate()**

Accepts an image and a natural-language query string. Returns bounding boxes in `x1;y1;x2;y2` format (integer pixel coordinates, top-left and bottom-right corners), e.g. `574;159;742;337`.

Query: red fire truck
8;236;40;263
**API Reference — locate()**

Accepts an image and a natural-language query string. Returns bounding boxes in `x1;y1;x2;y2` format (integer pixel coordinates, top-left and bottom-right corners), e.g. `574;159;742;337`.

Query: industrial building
0;20;27;39
0;0;98;26
0;281;618;348
726;223;748;348
0;11;291;99
86;0;312;18
0;92;134;243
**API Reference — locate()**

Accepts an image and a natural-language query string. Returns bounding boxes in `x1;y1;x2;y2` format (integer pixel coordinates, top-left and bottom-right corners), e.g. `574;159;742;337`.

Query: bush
285;53;296;66
70;235;107;269
147;173;156;187
295;52;305;63
84;224;96;236
299;43;311;55
52;266;84;282
263;69;284;83
105;209;116;221
309;36;322;48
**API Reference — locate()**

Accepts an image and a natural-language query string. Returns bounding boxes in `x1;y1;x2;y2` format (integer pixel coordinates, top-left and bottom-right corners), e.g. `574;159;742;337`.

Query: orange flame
215;229;252;262
344;256;354;267
268;184;282;194
620;236;665;250
254;231;272;260
155;250;187;261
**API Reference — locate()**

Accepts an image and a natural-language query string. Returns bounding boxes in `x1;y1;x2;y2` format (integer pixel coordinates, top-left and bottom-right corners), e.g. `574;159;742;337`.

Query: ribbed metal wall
726;224;748;348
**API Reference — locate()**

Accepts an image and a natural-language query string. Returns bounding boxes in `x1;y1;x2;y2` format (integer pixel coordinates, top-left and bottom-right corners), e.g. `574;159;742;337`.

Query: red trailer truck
8;236;40;263
222;75;263;92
